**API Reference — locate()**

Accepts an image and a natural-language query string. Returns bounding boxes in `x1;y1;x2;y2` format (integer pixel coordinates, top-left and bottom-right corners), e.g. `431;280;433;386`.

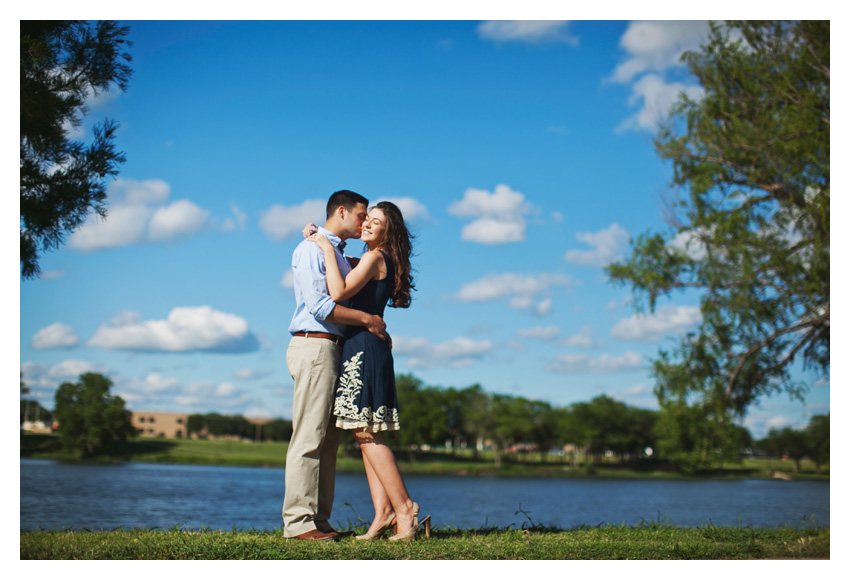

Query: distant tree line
756;414;829;474
23;372;829;474
186;413;293;442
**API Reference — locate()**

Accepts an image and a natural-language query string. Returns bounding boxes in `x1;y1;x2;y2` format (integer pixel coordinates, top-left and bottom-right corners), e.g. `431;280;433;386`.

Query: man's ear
335;205;346;220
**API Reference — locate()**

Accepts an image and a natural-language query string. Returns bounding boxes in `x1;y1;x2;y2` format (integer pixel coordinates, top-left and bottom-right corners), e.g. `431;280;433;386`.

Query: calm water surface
20;459;829;531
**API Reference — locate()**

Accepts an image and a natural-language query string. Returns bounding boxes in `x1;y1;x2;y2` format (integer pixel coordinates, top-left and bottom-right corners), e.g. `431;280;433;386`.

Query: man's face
341;202;368;240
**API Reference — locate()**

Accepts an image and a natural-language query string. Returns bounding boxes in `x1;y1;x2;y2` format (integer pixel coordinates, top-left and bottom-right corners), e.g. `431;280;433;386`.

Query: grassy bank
20;433;829;480
20;524;829;559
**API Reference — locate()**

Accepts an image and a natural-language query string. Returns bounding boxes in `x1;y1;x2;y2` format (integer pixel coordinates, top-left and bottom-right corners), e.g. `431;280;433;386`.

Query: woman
305;201;429;541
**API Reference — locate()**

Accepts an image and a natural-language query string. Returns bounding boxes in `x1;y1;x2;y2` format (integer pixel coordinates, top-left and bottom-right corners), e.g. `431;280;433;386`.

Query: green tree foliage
261;419;293;442
187;413;256;439
757;414;829;474
607;21;829;441
20;20;132;278
806;414;829;474
53;372;135;457
570;395;659;465
20;399;53;426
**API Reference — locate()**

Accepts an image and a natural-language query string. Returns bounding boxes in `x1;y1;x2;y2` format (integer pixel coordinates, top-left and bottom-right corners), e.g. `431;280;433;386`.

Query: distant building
131;411;189;438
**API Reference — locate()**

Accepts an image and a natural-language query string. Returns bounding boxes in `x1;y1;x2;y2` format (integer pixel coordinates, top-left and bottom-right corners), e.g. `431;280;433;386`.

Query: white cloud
68;178;214;251
21;359;110;391
122;373;181;394
668;228;709;260
451;272;576;314
148;199;211;242
87;306;260;353
259;199;326;242
546;350;644;373
448;184;535;245
609;21;710;133
379;197;431;221
616;74;705;132
477;21;579;45
609;21;709;84
610;304;701;342
31;322;79;349
392;336;494;369
280;270;295;290
564;223;630;267
69;201;154;251
517;326;560;340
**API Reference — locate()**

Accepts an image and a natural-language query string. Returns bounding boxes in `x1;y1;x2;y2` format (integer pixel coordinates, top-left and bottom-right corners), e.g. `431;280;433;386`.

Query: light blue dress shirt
287;227;353;337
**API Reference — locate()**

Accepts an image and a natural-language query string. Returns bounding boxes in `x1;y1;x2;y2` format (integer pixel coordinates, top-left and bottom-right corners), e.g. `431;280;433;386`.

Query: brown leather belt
293;332;345;345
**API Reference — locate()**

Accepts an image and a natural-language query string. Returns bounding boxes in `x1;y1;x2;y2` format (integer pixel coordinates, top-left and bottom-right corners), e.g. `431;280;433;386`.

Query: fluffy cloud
87;306;260;353
609;21;710;84
609;21;710;132
609;304;701;342
31;322;79;349
259;199;326;242
477;20;579;45
148;199;211;242
379;197;431;221
564;223;630;267
451;272;576;314
392;336;494;369
448;184;535;244
68;178;214;251
21;359;109;391
546;350;644;373
616;74;704;132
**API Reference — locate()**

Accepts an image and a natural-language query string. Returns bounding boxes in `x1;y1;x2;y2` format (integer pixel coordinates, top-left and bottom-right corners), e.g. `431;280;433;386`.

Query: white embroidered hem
335;417;400;432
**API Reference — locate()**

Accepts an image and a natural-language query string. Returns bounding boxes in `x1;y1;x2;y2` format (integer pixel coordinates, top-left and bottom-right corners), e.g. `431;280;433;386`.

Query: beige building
131;411;189;438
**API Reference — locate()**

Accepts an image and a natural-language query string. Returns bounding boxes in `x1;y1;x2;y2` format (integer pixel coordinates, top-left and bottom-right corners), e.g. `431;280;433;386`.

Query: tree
53;372;135;457
607;21;829;420
20;20;132;279
760;426;809;473
806;414;829;474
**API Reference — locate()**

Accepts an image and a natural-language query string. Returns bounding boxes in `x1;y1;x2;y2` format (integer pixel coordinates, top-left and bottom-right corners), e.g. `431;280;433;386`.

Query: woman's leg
354;430;417;534
360;442;395;534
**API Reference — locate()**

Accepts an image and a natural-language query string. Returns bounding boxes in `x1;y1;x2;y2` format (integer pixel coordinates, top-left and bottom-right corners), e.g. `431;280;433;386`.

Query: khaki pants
282;336;342;537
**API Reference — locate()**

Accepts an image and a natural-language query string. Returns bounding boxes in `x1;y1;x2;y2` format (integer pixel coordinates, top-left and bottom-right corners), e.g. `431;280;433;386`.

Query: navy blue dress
333;250;400;432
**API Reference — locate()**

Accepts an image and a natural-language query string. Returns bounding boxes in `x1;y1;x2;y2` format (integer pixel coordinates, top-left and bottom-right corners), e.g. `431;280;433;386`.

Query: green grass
21;434;829;480
19;524;829;560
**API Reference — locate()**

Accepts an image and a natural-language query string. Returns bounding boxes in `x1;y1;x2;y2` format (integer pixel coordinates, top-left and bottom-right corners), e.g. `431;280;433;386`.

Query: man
283;190;387;541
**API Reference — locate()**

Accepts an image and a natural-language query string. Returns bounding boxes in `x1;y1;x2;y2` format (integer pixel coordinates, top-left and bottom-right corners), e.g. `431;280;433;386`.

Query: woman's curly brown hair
373;201;416;309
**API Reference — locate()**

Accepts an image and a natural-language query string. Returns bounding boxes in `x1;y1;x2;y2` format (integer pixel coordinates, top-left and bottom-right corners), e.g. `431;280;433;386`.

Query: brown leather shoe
292;529;339;541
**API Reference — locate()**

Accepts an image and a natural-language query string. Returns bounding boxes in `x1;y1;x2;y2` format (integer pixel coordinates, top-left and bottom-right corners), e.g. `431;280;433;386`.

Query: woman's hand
307;233;334;253
302;223;318;238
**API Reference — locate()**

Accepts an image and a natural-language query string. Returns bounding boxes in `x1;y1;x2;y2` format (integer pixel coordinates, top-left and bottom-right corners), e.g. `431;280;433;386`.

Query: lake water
19;459;829;531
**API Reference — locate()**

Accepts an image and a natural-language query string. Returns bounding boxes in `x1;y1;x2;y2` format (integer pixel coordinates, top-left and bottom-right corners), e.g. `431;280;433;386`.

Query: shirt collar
318;226;345;251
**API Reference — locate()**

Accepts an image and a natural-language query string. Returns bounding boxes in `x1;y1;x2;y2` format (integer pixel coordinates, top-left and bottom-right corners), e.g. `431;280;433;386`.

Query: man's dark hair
326;190;369;218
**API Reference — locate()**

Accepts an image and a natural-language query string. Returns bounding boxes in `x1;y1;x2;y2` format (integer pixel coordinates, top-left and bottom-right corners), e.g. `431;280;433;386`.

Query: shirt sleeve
292;242;336;321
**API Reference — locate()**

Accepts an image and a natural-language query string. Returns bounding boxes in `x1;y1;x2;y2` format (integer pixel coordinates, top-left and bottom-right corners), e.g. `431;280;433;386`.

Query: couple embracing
282;189;429;542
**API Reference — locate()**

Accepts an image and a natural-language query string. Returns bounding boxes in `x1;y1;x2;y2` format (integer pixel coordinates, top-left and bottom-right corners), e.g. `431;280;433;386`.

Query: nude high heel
355;512;396;540
388;502;431;541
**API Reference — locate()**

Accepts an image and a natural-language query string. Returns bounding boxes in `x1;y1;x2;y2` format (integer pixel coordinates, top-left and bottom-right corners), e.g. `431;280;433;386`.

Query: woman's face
361;208;387;245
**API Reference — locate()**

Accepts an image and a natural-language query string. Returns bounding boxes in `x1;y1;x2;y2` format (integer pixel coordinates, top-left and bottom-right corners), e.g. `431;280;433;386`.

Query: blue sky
18;18;830;439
